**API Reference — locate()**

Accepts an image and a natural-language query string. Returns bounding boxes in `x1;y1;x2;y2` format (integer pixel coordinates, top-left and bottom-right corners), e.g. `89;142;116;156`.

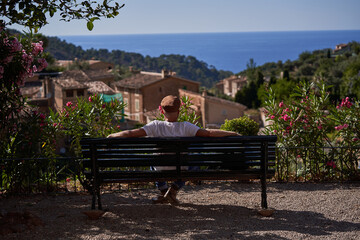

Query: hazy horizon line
53;29;360;37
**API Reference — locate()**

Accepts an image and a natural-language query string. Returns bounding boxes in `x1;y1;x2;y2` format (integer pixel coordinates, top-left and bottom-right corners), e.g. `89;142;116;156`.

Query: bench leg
97;186;102;210
261;177;268;209
91;191;96;210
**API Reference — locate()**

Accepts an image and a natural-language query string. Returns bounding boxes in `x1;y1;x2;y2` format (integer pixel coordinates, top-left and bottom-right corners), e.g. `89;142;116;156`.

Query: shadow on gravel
1;182;359;239
61;193;359;240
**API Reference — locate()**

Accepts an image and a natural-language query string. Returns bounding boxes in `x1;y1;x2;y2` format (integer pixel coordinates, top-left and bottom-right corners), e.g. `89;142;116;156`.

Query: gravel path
1;182;359;239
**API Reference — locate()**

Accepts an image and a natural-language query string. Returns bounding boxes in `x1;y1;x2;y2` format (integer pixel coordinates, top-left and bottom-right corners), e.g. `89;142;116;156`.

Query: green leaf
87;21;94;31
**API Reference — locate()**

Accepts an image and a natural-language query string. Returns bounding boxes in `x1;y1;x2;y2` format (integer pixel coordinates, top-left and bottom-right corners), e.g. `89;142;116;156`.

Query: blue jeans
150;166;185;191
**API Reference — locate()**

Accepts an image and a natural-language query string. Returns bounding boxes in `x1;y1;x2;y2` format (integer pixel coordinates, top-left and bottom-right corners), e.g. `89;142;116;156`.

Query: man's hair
160;95;180;112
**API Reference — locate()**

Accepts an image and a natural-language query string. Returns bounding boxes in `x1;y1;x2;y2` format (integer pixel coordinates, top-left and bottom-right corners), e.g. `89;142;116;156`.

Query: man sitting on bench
107;95;238;205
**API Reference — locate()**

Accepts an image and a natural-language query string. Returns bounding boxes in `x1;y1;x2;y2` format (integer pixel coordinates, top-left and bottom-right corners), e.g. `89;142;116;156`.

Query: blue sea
59;30;360;73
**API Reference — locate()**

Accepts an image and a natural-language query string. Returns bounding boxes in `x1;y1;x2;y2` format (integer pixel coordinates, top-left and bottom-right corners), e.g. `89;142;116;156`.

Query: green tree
235;81;260;108
0;0;125;31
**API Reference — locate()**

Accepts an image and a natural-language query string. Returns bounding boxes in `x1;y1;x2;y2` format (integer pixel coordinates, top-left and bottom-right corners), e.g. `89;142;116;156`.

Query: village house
21;60;116;113
216;75;247;98
179;89;247;128
111;70;200;123
53;78;89;110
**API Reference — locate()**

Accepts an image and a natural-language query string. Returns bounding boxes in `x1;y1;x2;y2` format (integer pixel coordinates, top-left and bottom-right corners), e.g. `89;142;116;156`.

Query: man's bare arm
107;128;147;138
196;129;239;137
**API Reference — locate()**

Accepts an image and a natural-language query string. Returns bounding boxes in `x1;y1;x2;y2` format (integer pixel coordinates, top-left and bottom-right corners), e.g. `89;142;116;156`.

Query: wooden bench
80;135;277;210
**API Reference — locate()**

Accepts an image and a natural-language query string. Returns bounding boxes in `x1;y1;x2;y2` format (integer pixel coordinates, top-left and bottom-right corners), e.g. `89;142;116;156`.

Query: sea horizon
57;29;360;37
58;30;360;73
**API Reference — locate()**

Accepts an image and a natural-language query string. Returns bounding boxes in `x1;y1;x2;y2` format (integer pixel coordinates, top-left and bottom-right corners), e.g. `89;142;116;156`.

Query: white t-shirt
142;120;200;170
142;120;200;137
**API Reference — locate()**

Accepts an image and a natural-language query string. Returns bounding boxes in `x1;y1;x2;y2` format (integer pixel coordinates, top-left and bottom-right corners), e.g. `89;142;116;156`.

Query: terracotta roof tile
60;70;90;82
83;81;116;95
113;73;163;89
84;69;114;79
54;78;88;89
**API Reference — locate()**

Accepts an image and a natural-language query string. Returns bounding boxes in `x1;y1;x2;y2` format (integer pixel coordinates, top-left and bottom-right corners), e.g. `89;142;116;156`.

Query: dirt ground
1;182;360;240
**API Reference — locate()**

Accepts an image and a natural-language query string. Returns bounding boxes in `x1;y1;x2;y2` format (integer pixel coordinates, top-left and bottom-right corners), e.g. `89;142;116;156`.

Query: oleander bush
263;81;360;181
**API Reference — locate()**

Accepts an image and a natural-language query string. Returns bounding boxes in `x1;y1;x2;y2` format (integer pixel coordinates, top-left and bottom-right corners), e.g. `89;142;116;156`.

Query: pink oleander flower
353;138;359;142
89;96;93;102
3;55;13;64
282;114;290;121
117;125;121;129
279;101;284;108
66;178;71;182
66;102;72;107
317;125;323;130
37;58;48;71
338;97;353;109
10;37;22;52
326;161;336;169
39;113;46;120
32;41;43;56
270;115;275;119
102;104;106;108
32;65;38;73
335;124;349;131
53;123;58;127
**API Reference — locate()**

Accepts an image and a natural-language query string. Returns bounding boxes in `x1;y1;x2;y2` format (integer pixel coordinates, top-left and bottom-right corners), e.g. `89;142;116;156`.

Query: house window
124;98;128;109
183;86;187;90
66;90;73;98
135;114;140;121
135;99;140;111
77;90;84;96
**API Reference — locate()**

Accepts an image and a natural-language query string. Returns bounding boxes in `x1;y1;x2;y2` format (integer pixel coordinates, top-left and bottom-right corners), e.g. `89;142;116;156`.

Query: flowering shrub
47;94;125;156
263;81;360;181
0;23;48;159
157;96;201;126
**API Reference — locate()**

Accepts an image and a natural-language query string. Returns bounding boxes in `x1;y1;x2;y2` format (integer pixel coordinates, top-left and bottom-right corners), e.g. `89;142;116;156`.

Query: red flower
282;114;290;121
66;102;72;107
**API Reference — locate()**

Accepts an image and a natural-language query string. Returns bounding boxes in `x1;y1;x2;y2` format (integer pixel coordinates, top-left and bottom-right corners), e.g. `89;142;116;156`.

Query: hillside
233;41;360;108
45;36;233;88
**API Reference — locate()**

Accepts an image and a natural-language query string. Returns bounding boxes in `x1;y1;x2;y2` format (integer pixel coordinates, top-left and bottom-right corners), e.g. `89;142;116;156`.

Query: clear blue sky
6;0;360;36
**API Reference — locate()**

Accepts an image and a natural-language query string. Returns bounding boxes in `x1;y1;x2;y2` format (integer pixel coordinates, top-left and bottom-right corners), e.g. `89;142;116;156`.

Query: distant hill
45;36;233;88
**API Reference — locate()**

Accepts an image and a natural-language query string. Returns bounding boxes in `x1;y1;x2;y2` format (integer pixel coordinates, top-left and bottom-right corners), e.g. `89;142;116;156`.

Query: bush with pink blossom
263;81;359;181
0;22;48;159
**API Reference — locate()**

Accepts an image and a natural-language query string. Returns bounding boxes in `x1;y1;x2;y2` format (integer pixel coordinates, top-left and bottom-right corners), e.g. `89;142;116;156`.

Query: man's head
160;95;180;113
